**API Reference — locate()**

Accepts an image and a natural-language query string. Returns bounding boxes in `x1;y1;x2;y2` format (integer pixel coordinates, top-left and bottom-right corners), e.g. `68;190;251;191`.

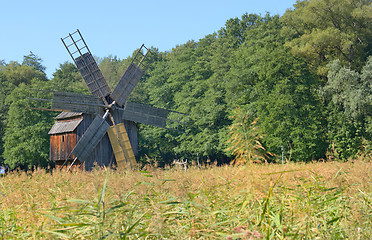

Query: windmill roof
55;112;83;120
48;118;83;135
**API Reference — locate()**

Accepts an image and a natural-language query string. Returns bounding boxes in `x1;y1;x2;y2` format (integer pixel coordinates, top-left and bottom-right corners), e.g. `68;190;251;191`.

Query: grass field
0;159;371;239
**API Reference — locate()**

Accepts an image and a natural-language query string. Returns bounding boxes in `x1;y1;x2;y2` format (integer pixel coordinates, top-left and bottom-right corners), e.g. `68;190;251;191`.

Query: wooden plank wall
75;114;115;171
50;133;77;161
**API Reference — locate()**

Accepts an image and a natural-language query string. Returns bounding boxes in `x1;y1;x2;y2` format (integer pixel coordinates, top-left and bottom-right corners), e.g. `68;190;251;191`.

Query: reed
0;159;370;239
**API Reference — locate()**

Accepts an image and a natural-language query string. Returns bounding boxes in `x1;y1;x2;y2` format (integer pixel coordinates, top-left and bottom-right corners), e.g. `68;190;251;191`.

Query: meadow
0;159;371;239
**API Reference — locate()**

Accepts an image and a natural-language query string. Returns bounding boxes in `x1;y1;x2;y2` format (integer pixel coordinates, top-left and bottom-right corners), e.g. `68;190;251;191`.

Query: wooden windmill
27;29;187;171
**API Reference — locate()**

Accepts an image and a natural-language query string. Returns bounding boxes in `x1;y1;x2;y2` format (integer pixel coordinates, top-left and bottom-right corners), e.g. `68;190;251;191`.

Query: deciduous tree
282;0;372;76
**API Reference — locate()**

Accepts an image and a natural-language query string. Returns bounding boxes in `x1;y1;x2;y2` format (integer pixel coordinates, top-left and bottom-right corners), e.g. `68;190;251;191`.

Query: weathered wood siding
74;114;115;171
50;132;77;161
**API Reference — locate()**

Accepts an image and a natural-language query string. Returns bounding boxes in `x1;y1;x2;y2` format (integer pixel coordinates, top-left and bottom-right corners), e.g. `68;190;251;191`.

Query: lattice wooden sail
52;92;104;114
107;123;136;168
61;30;111;100
26;89;105;114
111;45;152;106
121;102;187;131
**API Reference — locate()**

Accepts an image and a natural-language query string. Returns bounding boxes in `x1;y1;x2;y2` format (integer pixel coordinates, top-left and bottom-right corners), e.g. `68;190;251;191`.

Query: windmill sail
71;115;110;164
110;63;144;106
111;45;152;106
122;102;188;131
52;92;104;114
75;52;111;99
61;30;111;100
107;123;136;168
26;89;105;114
122;102;168;128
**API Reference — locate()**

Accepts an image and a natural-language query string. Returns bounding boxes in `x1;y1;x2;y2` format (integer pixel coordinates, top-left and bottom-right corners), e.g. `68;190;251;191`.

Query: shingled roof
55;112;83;120
49;112;84;135
48;118;83;135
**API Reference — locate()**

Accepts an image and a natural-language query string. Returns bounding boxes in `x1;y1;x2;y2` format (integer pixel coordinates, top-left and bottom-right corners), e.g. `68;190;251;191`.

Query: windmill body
48;112;115;170
27;30;188;171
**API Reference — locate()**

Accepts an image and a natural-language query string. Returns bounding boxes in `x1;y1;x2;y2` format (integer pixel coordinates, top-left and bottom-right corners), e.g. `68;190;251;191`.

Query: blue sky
0;0;297;78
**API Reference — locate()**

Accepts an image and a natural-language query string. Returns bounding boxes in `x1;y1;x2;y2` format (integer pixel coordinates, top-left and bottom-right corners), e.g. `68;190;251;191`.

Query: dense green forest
1;0;371;170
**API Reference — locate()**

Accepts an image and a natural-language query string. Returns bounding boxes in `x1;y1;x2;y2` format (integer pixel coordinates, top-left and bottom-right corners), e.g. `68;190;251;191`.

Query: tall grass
0;159;370;239
226;107;269;164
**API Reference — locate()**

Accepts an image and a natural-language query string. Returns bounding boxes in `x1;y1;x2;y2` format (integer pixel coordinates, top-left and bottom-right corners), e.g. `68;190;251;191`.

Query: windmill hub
107;101;116;111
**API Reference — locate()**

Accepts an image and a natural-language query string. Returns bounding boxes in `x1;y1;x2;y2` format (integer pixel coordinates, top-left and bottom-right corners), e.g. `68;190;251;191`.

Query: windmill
27;29;187;171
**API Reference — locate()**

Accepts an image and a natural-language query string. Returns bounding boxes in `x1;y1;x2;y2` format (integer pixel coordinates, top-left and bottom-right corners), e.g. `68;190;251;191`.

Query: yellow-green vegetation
0;159;371;239
226;107;269;164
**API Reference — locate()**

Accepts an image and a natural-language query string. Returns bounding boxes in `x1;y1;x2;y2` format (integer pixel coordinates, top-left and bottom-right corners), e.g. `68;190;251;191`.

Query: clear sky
0;0;297;78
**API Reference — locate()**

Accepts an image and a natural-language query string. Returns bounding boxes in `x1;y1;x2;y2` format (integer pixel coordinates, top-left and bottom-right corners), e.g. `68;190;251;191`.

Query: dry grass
0;159;371;239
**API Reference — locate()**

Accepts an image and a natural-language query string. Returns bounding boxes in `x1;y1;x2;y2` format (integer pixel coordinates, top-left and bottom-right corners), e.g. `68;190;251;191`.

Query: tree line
0;0;371;169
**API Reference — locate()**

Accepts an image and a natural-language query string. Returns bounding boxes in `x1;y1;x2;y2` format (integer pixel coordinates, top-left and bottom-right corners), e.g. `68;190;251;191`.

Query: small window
62;136;65;142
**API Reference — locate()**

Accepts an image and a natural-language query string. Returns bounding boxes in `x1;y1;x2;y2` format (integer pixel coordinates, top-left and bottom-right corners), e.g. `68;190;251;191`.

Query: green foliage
138;39;232;163
138;126;179;166
324;58;372;120
3;81;55;170
50;62;87;93
281;0;372;76
124;8;369;163
0;61;47;89
325;109;364;160
98;55;131;90
226;15;327;161
22;51;46;73
0;60;48;164
321;57;372;159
